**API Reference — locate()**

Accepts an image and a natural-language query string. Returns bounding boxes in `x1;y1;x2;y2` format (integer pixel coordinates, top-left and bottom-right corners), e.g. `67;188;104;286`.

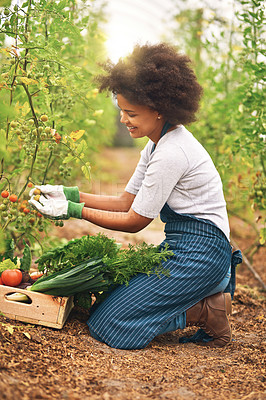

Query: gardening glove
29;184;80;203
29;195;84;220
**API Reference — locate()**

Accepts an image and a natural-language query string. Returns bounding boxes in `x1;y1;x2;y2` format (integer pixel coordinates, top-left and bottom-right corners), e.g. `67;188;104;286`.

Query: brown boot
186;292;232;347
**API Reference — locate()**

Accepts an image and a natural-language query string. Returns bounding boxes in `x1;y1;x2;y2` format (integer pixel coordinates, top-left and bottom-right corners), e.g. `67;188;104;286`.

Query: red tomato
23;207;30;214
1;190;9;198
1;269;22;287
9;194;18;203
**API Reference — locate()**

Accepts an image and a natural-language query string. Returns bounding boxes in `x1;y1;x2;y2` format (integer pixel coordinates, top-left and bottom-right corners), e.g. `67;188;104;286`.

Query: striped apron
87;204;239;349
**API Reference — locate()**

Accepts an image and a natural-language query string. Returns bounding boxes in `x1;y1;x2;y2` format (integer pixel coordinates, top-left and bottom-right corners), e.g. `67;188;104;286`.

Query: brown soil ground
0;148;265;400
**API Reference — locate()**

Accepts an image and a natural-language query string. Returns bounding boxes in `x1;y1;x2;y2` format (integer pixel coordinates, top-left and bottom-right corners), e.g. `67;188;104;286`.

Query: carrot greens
31;234;173;309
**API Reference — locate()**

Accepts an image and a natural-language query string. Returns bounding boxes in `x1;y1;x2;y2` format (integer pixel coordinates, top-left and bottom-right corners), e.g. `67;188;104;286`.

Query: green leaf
76;139;87;155
20;241;32;272
81;162;91;180
0;259;17;273
63;154;75;164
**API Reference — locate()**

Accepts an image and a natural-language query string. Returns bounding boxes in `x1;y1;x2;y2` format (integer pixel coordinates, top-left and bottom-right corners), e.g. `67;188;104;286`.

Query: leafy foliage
170;0;265;251
36;233;120;273
0;0;116;254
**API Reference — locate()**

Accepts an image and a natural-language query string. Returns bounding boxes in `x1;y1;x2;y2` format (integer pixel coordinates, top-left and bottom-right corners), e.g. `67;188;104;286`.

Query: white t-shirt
125;125;230;239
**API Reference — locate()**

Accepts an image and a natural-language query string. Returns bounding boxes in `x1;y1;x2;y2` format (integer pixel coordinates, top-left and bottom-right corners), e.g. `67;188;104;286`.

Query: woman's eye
128;114;136;118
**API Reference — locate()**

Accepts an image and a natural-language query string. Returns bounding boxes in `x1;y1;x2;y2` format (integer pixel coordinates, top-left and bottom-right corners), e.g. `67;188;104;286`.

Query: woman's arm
81;206;153;233
79;190;136;212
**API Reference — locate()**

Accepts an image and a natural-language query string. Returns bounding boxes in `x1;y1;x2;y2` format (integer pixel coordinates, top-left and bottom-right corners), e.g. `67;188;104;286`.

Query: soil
0;147;265;400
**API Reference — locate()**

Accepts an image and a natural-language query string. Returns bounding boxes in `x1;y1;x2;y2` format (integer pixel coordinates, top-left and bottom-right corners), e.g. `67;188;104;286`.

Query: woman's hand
29;195;84;220
29;184;80;203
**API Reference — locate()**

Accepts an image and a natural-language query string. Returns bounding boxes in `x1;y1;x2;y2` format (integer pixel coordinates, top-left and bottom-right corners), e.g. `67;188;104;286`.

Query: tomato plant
0;0;116;256
1;269;22;287
170;0;265;256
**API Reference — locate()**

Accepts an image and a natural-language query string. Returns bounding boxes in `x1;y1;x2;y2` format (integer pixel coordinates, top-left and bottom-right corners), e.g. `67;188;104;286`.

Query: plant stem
42;150;53;185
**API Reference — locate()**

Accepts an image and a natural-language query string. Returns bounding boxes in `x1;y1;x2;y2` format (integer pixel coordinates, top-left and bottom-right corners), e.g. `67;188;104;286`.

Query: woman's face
116;94;164;143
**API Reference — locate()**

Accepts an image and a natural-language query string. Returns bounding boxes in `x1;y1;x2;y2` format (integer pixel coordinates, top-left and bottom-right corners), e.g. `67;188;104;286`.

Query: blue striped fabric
87;204;232;349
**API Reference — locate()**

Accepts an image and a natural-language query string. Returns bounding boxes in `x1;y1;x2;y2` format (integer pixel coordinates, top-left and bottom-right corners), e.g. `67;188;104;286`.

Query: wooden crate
0;285;74;329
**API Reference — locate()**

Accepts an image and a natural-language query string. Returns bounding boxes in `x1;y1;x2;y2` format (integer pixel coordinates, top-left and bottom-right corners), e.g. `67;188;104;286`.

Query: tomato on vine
1;190;9;198
40;114;48;122
9;194;18;203
33;188;41;195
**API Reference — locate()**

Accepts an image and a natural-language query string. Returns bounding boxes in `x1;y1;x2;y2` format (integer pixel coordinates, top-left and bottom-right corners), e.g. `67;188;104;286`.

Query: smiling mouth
126;126;137;132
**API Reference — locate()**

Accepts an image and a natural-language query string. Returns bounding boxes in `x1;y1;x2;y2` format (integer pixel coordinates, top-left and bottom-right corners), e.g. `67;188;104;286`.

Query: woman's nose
120;111;128;124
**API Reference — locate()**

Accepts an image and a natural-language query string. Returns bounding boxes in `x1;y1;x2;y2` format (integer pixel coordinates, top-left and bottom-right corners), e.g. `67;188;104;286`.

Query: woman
29;43;241;350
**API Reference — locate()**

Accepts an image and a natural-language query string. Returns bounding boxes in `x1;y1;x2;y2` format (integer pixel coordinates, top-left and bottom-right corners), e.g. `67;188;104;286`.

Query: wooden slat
0;285;74;329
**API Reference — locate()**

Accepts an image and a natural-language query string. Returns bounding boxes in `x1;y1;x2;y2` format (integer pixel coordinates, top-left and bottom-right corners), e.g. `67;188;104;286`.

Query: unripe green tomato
32;129;37;136
3;199;9;205
20;134;26;139
59;220;64;227
40;114;48;122
10;208;17;216
1;211;8;218
38;126;43;133
256;190;263;197
10;121;17;128
4;8;9;16
4;21;9;28
45;127;51;134
0;204;7;211
38;226;44;232
28;119;35;125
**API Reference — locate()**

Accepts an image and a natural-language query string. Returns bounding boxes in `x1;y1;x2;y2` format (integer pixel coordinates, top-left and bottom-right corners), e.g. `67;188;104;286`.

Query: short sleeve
125;141;152;195
131;144;189;219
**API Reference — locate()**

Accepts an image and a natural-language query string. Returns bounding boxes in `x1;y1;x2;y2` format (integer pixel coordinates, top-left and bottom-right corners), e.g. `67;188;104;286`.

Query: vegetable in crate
30;258;111;296
30;235;173;308
36;233;120;273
